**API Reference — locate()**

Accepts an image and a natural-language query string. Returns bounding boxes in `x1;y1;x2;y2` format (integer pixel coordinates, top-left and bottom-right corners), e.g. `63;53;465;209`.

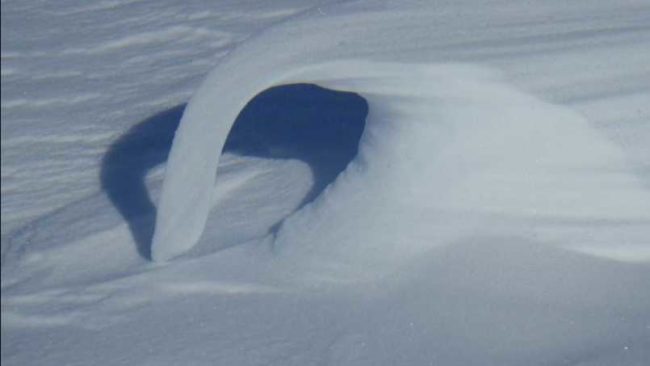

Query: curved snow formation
152;5;650;264
153;59;650;265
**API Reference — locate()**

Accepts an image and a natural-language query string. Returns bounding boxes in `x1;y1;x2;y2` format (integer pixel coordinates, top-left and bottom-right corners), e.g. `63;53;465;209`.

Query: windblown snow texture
2;0;650;365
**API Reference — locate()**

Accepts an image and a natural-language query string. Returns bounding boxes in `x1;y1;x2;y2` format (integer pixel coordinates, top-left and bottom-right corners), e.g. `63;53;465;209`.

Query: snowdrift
4;0;650;364
153;59;650;274
151;1;650;269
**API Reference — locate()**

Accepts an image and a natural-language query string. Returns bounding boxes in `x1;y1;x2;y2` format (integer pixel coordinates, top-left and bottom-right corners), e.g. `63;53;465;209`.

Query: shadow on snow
101;84;368;260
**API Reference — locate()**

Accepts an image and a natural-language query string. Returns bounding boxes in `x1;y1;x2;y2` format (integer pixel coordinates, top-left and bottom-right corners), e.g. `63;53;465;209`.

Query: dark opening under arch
102;83;367;259
223;83;368;212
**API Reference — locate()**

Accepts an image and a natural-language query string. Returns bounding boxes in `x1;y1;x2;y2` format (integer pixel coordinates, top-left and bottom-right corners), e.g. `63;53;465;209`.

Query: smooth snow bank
153;60;650;271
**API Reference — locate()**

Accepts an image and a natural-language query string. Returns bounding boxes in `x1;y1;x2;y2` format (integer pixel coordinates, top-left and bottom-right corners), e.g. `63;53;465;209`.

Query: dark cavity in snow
102;84;367;260
224;83;368;214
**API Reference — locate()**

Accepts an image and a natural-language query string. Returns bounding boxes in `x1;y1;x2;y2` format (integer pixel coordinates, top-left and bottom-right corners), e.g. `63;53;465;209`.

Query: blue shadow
101;84;367;260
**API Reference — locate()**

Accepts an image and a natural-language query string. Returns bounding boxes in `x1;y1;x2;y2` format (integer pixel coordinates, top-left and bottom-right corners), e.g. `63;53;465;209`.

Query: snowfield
2;0;650;365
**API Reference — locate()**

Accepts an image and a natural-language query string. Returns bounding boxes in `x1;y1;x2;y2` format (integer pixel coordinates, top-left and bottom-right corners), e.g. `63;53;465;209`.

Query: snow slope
2;0;650;365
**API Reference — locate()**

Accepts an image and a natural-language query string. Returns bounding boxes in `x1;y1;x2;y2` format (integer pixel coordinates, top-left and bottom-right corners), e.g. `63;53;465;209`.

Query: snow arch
151;60;434;262
152;60;650;264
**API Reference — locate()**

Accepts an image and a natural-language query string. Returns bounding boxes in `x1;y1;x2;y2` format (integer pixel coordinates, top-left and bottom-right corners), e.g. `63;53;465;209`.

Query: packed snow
2;0;650;365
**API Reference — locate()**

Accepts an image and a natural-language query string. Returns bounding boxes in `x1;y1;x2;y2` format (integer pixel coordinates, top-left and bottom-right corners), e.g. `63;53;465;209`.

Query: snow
2;0;650;365
155;60;650;267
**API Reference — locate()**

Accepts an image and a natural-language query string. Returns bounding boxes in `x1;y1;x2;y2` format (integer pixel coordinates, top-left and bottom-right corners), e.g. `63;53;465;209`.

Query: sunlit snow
2;0;650;365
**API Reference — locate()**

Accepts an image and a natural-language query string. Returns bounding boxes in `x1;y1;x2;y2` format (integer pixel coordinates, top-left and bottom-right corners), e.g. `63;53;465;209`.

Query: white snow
2;0;650;365
154;60;650;268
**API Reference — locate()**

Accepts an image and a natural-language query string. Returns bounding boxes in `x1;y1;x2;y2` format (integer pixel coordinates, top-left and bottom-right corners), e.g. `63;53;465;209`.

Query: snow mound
153;60;650;271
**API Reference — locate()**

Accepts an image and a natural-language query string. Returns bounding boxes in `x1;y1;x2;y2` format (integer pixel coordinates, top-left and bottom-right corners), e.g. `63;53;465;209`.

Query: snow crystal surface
2;0;650;365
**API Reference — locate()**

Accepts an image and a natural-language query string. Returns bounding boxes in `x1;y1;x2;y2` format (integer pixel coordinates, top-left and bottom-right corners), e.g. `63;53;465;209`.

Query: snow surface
2;0;650;365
